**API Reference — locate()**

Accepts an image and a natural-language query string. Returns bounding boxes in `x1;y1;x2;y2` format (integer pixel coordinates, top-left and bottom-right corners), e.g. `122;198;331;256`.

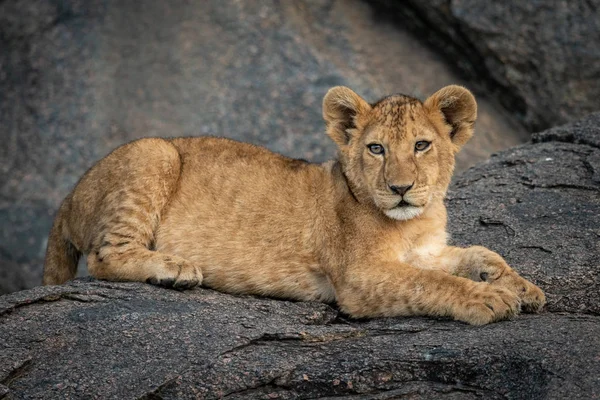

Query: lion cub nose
389;184;413;196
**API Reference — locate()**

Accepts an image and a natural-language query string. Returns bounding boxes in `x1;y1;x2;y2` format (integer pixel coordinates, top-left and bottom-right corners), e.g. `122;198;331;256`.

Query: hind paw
146;255;203;290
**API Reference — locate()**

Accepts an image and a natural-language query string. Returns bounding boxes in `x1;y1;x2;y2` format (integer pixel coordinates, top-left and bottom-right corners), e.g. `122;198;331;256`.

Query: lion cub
43;85;545;325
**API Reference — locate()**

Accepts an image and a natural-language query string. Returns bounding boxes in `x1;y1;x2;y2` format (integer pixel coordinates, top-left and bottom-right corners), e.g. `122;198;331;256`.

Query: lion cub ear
323;86;372;147
424;85;477;151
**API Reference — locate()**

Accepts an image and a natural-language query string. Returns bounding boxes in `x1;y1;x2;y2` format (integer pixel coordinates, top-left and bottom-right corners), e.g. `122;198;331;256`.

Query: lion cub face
358;100;447;220
323;85;477;220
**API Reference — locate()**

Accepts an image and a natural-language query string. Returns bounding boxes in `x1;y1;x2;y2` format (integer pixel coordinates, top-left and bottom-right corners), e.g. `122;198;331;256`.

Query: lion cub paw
146;255;203;290
454;283;521;326
511;277;546;313
492;272;546;313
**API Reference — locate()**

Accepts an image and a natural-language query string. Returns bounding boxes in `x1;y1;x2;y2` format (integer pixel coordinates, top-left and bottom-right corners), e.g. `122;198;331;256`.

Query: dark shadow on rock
368;0;600;132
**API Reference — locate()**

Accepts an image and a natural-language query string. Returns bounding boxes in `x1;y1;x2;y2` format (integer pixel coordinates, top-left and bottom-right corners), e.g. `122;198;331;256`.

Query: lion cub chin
384;205;424;221
43;85;545;325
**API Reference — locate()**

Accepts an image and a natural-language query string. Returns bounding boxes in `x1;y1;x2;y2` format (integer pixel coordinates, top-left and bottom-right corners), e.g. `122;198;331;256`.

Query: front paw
493;272;545;313
470;254;546;313
452;283;521;326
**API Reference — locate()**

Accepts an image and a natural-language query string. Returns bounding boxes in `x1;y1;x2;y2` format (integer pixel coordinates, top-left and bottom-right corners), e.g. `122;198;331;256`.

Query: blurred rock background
0;0;598;294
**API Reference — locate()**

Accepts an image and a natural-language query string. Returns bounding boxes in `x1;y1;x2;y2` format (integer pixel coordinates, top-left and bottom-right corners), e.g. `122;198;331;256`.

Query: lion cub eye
415;141;431;152
367;143;385;155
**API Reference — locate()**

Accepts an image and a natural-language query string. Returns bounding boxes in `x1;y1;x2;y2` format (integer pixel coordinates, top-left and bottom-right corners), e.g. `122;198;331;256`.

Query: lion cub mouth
395;200;412;208
384;200;424;221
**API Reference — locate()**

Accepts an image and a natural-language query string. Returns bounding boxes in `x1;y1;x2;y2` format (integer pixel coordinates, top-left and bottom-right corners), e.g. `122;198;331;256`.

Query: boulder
1;114;598;399
0;0;528;294
449;112;600;315
370;0;600;131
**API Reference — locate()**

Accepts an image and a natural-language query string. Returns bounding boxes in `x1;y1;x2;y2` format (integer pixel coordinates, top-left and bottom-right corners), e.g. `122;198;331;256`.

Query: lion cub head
323;85;477;221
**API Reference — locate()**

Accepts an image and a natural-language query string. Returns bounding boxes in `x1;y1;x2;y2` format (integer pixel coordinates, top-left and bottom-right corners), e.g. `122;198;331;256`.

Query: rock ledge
1;114;599;399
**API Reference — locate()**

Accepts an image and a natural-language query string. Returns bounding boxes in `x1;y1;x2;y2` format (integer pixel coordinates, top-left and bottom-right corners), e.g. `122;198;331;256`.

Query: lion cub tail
42;200;80;286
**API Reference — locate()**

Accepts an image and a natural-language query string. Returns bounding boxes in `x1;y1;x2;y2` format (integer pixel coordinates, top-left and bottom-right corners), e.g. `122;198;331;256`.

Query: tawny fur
43;85;545;325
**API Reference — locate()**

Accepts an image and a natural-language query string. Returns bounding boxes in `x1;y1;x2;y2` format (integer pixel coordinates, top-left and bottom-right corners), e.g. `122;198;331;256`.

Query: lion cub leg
83;138;202;290
335;262;521;325
440;246;545;312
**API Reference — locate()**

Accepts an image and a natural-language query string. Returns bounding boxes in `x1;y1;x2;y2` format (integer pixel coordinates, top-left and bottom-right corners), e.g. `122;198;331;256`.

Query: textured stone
370;0;600;131
0;0;528;294
0;114;599;398
448;113;600;315
0;280;599;399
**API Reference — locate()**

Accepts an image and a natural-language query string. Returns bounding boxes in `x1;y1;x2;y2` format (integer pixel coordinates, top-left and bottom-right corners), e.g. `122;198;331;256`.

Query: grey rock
0;115;599;399
448;113;600;315
532;111;600;151
369;0;600;131
0;0;528;294
1;280;599;399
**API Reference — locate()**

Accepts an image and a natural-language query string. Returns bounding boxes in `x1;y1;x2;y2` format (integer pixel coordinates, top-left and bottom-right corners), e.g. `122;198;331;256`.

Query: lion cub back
155;137;336;300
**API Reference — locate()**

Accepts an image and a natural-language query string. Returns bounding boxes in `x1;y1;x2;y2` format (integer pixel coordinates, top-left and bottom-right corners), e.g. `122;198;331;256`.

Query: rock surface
1;115;599;399
370;0;600;131
449;113;600;316
0;0;528;295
